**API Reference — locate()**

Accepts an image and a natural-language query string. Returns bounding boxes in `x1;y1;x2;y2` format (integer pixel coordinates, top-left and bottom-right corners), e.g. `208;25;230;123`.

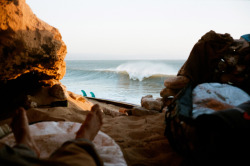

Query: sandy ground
102;111;182;166
0;89;183;166
86;98;182;166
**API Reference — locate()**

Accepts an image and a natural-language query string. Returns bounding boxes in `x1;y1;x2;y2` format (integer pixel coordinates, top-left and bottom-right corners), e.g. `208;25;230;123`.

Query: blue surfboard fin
90;92;95;98
81;90;87;97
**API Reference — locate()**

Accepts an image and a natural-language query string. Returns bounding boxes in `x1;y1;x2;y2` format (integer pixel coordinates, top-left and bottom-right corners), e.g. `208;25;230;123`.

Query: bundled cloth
178;30;250;94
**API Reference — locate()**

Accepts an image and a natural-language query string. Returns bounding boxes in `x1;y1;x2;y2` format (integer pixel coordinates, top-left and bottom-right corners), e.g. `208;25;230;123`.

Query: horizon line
64;58;187;61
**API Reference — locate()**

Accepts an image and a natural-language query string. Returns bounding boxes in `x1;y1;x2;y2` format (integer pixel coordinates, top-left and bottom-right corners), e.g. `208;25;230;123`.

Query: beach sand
85;99;183;166
0;89;183;166
101;111;183;166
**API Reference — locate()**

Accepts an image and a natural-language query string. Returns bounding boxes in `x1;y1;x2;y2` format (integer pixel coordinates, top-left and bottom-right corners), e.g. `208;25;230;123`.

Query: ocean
61;60;185;105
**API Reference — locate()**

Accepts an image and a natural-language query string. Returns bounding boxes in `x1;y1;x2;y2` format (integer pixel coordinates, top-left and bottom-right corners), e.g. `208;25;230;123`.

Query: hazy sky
26;0;250;60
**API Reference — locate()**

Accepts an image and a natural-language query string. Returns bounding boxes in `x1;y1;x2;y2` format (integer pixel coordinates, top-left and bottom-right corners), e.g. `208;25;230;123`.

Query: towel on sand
0;122;127;166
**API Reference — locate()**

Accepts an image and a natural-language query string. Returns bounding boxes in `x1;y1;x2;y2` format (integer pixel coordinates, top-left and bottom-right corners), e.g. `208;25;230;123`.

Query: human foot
76;104;103;141
11;107;40;156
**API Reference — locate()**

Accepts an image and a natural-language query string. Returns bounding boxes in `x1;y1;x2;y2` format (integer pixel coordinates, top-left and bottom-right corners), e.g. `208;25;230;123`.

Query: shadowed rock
0;0;67;115
0;0;67;84
141;95;163;111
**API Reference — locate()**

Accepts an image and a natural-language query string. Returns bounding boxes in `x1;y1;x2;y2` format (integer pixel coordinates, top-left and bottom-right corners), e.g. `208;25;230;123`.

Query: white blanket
1;121;127;166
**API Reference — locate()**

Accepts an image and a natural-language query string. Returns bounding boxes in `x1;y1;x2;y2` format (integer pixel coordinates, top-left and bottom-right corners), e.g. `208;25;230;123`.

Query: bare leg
76;104;103;141
11;107;40;156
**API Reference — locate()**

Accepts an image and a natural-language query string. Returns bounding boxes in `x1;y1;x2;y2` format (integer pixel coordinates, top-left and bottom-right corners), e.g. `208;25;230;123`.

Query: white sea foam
96;61;177;81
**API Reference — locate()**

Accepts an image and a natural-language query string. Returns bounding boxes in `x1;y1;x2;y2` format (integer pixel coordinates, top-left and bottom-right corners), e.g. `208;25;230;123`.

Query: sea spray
95;61;178;81
115;61;177;81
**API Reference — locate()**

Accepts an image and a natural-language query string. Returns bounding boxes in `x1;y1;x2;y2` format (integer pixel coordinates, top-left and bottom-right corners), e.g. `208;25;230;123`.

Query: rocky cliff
0;0;67;114
0;0;67;84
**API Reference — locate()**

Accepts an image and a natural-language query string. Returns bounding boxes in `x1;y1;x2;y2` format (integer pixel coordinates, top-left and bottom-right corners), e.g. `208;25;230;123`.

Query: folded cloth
178;30;250;94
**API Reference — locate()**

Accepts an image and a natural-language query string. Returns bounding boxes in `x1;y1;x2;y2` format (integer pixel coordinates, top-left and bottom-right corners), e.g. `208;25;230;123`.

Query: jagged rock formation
0;0;67;114
0;0;67;84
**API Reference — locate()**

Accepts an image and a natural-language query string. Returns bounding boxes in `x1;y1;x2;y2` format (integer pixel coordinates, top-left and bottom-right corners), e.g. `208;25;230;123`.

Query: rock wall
0;0;67;114
0;0;67;84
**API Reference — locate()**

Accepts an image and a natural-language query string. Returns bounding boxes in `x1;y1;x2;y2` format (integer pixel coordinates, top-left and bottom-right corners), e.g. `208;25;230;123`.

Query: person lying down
0;104;104;166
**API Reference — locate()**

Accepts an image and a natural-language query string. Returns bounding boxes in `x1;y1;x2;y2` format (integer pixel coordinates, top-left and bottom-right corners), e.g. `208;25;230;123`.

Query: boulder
49;84;68;100
0;0;67;115
141;95;163;111
0;0;67;84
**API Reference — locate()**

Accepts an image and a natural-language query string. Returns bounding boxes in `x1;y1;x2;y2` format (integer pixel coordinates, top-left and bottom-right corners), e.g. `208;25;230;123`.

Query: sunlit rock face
0;0;67;114
0;0;67;84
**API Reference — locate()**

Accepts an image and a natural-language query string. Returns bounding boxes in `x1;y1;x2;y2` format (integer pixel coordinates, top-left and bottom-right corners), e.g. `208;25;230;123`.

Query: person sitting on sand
0;104;104;166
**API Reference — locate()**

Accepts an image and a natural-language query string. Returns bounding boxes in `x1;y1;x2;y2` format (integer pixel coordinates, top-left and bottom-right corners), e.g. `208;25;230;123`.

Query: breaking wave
96;61;178;81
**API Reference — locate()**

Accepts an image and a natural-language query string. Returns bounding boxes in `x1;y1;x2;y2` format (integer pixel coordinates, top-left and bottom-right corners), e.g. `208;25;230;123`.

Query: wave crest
106;61;178;81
